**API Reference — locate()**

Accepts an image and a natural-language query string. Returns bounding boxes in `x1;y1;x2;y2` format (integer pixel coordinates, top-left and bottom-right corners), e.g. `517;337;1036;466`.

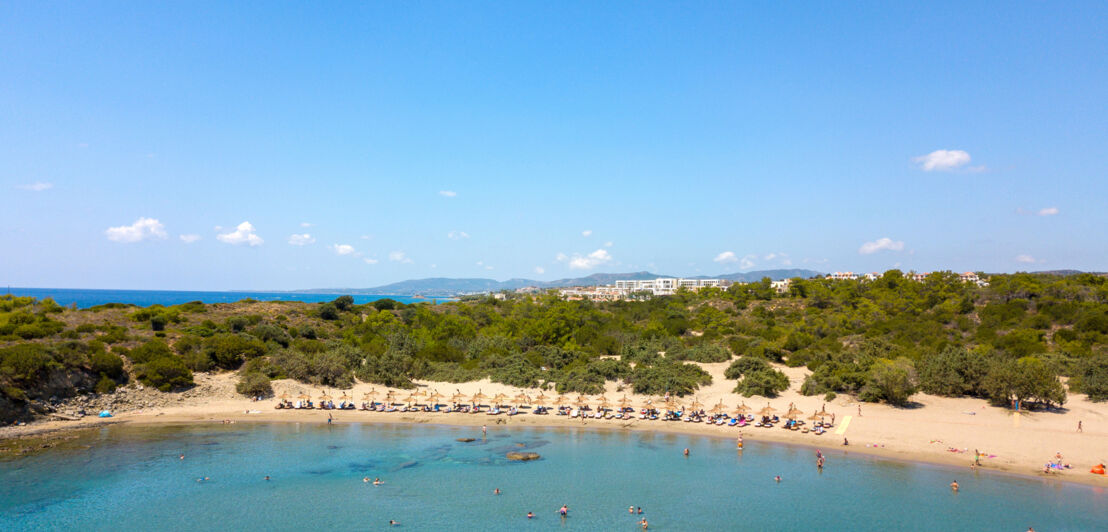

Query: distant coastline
2;287;450;309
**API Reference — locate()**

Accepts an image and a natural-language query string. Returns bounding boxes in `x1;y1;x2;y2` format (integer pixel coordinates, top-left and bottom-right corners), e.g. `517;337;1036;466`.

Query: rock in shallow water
456;437;476;442
506;452;540;461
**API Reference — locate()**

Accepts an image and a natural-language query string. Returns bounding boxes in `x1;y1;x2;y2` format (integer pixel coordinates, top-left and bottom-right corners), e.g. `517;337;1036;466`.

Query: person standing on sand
974;449;981;466
831;413;836;425
1077;421;1082;432
857;404;862;417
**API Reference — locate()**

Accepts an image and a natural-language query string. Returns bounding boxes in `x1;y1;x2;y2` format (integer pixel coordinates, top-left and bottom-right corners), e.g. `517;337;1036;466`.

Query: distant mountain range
295;269;824;297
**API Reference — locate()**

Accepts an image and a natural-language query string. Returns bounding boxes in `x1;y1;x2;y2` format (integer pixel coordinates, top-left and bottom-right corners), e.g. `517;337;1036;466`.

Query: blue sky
2;2;1106;290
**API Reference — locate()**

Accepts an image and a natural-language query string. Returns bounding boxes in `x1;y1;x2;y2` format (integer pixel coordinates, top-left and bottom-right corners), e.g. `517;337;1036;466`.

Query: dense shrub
203;333;268;369
91;351;126;381
724;357;771;380
734;368;790;398
136;356;194;391
235;372;273;397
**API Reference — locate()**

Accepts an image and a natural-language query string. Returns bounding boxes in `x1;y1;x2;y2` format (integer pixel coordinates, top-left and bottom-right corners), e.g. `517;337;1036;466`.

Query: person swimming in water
388;519;399;526
374;477;383;485
559;504;568;517
637;507;642;514
640;517;649;529
950;480;959;492
629;506;635;514
264;475;270;481
527;512;534;519
775;475;781;483
494;488;500;495
683;448;689;456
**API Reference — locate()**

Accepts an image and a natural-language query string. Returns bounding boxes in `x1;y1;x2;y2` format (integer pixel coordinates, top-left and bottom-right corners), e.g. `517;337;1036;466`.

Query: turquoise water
1;423;1104;531
3;288;445;309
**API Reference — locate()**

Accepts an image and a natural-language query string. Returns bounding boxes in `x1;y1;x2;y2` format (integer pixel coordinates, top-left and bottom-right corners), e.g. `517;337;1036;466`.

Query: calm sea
0;422;1103;531
2;287;446;309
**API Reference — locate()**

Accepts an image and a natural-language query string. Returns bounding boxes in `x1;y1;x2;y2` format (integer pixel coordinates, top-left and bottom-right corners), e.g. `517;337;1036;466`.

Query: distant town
546;271;989;302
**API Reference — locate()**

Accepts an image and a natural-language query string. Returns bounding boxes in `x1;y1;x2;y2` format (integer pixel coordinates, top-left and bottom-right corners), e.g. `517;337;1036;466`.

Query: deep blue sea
1;422;1104;531
3;287;446;309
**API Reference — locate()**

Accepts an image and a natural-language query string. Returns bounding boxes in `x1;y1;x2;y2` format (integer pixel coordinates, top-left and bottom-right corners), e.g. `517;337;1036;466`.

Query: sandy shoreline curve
3;364;1107;488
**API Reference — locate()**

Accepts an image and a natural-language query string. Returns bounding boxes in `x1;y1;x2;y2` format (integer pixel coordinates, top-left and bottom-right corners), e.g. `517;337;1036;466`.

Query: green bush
235;372;273;397
95;374;118;393
861;357;919;406
734;368;790;398
91;351;126;381
203;333;268;369
724;357;771;380
137;356;194;391
128;340;174;364
672;343;731;363
1071;353;1108;401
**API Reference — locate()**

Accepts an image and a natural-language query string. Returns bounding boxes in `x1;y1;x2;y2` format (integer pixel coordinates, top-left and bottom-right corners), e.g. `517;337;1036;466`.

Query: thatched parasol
554;394;568;406
279;392;290;400
319;393;333;401
339;393;352;402
807;413;825;422
709;401;727;415
297;393;310;400
733;402;751;416
574;395;589;407
757;403;778;417
427;391;443;404
785;403;803;420
451;392;467;403
689;398;703;410
470;390;488;403
532;395;547;406
513;392;530;405
618;395;632;407
362;390;378;401
492;393;509;406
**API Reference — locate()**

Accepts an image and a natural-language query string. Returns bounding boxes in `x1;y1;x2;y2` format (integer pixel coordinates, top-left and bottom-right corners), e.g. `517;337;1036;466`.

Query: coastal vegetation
2;270;1108;422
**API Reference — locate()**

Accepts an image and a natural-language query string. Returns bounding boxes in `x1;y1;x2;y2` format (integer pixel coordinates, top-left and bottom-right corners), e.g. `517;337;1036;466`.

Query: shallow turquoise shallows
1;423;1104;531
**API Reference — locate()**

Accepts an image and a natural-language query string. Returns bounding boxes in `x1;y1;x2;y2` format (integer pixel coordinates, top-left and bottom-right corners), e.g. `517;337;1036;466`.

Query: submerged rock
456;437;476;442
506;452;540;461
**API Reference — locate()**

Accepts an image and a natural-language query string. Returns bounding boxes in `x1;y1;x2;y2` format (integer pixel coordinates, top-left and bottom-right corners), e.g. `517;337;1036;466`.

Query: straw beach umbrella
733;402;751;416
757;403;778;417
689;398;703;411
807;413;825;422
427;391;443;404
470;390;488;404
451;391;467;403
492;393;509;407
709;401;727;415
786;405;804;420
554;394;569;407
532;394;547;406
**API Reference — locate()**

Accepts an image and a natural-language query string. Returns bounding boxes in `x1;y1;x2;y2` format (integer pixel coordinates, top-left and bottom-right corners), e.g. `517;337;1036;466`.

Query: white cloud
331;244;355;255
364;258;379;265
17;182;53;192
714;251;738;264
582;229;592;237
561;249;612;270
1037;207;1059;216
179;234;201;244
604;241;613;248
555;252;568;262
914;149;971;171
764;252;777;260
859;237;905;255
360;234;372;240
300;222;313;228
740;256;756;269
288;233;315;246
1015;254;1039;264
389;251;412;263
217;222;263;246
105;217;168;243
439;190;457;197
448;230;470;240
534;266;545;274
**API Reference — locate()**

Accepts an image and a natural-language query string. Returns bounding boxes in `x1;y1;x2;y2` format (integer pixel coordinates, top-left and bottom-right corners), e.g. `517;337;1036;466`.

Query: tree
333;295;355;311
861;357;919;406
319;303;339;320
982;356;1066;408
203;333;268;369
1072;353;1108;401
137;356;193;391
735;369;790;398
916;347;988;397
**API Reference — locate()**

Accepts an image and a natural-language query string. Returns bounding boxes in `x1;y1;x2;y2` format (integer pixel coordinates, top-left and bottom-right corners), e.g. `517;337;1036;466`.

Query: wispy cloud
17;182;53;192
105;217;168;243
582;229;592;237
713;251;738;264
216;221;263;246
859;237;905;254
1037;207;1059;216
288;233;315;246
439;190;457;198
331;244;355;255
1015;254;1041;264
179;234;201;244
364;258;379;265
448;230;470;240
604;241;613;248
300;222;313;228
558;249;612;270
914;149;972;172
389;251;412;263
534;266;545;275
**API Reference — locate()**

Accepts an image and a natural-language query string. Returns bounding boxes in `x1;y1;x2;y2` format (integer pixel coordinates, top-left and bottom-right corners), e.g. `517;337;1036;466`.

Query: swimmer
264;475;270;481
737;434;744;449
179;454;185;460
559;504;568;517
637;507;642;514
389;519;398;526
363;477;370;483
683;448;690;456
640;517;649;529
482;425;487;435
494;488;500;495
629;506;635;514
374;477;383;485
775;475;781;483
950;480;959;492
527;512;534;519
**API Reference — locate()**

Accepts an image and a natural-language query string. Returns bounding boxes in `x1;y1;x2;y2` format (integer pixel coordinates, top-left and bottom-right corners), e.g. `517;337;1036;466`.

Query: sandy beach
5;362;1108;487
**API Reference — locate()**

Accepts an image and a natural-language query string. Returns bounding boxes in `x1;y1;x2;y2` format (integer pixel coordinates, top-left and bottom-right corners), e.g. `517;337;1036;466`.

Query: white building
771;279;791;293
612;278;728;296
827;271;860;281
